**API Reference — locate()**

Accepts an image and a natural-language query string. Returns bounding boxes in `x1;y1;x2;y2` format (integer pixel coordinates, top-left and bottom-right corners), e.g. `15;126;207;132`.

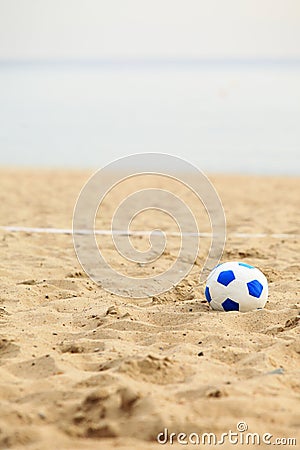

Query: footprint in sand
99;354;193;384
62;384;169;441
59;340;105;354
8;355;61;379
0;338;20;360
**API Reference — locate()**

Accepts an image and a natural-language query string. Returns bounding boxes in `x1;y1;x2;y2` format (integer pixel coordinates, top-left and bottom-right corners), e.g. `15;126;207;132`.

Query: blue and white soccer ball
205;261;268;312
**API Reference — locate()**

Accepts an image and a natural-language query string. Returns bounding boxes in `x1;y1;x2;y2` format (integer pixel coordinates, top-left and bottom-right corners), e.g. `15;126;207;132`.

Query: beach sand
0;169;299;449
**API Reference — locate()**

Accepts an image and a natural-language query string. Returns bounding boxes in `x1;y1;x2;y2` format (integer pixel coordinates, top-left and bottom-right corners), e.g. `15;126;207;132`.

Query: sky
0;0;300;60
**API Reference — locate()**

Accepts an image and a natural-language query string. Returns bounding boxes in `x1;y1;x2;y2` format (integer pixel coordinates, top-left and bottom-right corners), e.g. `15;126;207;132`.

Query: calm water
0;62;299;174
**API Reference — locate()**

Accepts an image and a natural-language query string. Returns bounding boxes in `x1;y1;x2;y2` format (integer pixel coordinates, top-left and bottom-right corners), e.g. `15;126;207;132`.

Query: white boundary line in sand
0;226;299;239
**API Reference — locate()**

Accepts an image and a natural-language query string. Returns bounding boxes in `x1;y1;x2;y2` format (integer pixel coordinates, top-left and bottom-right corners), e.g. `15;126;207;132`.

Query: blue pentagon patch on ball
222;298;239;311
205;286;212;303
217;270;235;286
247;279;263;298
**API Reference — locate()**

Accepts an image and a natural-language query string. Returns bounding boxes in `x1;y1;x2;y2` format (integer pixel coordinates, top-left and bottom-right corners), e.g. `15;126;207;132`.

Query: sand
0;168;299;450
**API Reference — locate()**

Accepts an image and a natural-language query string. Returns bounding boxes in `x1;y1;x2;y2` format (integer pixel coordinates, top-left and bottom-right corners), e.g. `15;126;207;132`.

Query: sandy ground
0;168;299;450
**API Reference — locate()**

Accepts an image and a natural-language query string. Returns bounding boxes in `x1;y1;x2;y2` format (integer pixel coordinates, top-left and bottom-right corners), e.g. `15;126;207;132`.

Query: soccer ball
205;261;268;312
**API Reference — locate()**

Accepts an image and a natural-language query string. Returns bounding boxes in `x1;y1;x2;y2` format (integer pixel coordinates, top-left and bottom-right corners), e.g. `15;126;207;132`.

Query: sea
0;60;299;174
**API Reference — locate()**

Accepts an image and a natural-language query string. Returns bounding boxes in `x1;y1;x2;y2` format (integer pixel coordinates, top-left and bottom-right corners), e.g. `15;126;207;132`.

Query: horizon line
1;57;300;68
